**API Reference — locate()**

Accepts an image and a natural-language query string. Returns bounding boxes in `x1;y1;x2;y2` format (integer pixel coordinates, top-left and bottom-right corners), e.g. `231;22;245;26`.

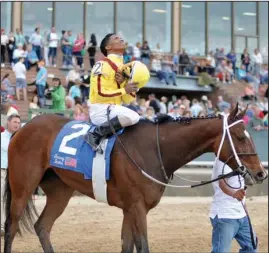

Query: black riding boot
84;116;123;154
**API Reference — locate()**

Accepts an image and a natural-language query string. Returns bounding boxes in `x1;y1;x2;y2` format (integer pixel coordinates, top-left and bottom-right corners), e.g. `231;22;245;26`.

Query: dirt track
1;196;268;253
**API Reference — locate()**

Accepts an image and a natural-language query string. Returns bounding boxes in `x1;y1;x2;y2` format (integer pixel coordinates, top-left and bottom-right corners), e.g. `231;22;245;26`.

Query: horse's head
214;103;267;186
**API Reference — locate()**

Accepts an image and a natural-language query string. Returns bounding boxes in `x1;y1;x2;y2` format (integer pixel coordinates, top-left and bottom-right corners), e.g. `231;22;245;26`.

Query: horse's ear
229;102;239;121
237;104;249;119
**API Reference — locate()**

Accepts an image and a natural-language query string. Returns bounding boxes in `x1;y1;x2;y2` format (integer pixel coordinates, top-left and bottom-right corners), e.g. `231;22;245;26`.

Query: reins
240;190;258;250
156;123;170;183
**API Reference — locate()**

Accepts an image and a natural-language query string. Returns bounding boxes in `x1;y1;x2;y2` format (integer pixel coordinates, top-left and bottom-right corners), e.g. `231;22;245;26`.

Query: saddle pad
50;120;122;180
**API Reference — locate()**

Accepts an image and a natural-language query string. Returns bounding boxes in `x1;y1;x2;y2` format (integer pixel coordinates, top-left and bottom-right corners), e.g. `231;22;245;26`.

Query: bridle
154;114;257;188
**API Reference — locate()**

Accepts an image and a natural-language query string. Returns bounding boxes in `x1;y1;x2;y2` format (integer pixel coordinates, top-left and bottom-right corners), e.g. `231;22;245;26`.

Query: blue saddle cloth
50;121;123;180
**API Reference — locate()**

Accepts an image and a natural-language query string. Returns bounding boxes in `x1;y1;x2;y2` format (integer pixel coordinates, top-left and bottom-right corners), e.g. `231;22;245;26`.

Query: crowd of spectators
1;26;268;89
1;26;268;133
1;27;96;70
122;92;268;132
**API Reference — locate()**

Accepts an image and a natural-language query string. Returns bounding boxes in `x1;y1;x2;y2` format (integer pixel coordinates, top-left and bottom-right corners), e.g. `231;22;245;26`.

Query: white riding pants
1;169;6;230
89;104;140;127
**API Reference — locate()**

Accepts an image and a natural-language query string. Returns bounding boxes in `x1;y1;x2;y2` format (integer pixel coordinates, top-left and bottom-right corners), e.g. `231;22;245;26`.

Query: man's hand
125;82;138;94
115;71;125;85
232;189;246;201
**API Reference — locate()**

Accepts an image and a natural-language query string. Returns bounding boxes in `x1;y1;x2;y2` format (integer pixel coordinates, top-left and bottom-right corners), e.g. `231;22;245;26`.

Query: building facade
1;1;268;61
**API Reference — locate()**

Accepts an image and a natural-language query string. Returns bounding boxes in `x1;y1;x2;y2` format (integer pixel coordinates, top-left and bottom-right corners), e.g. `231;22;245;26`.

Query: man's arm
52;87;65;101
37;73;47;84
219;179;246;201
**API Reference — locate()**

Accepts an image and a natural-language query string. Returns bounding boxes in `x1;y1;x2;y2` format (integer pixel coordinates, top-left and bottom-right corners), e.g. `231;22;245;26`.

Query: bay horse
3;104;267;253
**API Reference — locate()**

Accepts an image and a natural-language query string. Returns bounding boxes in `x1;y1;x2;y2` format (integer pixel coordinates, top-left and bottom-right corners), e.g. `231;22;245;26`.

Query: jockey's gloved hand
115;72;125;85
119;63;132;79
125;82;138;94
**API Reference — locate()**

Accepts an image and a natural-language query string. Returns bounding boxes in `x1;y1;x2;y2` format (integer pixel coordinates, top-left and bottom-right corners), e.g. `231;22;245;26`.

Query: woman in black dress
87;33;97;69
7;32;16;65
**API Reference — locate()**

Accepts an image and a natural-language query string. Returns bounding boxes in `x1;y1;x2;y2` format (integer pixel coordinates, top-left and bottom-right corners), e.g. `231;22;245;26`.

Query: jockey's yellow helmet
121;61;150;89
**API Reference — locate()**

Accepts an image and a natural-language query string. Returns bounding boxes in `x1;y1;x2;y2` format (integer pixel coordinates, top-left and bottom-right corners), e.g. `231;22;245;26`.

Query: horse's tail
4;169;38;235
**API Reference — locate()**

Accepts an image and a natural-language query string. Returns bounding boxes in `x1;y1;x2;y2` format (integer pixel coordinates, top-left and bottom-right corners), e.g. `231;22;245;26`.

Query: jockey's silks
89;54;136;105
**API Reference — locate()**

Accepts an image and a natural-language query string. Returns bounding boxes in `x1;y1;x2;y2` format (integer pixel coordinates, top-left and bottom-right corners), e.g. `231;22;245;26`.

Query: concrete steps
15;100;30;121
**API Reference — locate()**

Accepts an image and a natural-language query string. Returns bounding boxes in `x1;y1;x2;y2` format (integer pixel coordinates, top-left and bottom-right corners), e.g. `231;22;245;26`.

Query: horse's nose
255;171;268;181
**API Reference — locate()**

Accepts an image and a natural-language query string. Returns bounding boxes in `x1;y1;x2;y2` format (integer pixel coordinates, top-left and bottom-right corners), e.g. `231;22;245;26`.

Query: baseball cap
201;95;208;101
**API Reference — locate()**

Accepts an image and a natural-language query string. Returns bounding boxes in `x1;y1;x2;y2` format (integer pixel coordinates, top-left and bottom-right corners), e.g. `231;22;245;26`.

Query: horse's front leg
129;202;150;253
121;211;134;253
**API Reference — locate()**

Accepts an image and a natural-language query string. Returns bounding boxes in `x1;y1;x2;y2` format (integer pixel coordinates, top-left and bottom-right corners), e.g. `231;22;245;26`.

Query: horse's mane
140;114;219;125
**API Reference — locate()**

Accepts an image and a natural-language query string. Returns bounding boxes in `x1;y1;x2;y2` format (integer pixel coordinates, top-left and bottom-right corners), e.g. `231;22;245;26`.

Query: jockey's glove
118;62;133;79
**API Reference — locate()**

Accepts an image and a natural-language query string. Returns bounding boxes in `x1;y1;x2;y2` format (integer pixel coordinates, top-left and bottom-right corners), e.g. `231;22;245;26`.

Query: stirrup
84;135;104;154
95;143;104;154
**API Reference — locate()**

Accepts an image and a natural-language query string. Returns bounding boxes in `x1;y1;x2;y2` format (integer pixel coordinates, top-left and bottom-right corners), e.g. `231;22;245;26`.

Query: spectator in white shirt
252;49;263;77
13;57;27;101
1;114;21;235
30;27;43;60
48;27;58;67
151;54;165;83
206;51;216;76
190;98;203;117
66;65;81;92
159;96;168;114
133;42;141;61
12;44;27;65
1;28;9;67
209;159;257;253
154;43;163;57
162;55;177;86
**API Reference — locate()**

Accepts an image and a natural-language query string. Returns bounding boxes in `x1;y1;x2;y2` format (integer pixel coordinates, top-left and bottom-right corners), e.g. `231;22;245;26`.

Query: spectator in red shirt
72;33;85;69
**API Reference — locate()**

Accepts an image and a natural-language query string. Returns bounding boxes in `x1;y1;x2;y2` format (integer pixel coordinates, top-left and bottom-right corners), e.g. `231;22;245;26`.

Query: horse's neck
161;118;221;176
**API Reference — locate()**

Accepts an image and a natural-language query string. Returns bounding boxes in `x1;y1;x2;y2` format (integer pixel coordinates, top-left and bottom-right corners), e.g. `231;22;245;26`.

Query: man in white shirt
209;159;257;253
133;42;141;60
159;96;168;114
1;114;21;235
190;99;203;117
151;55;165;83
48;27;58;67
12;43;27;65
13;57;27;101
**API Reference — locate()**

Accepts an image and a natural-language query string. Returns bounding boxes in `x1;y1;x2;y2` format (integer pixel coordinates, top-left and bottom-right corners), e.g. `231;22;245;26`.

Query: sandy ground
1;196;268;253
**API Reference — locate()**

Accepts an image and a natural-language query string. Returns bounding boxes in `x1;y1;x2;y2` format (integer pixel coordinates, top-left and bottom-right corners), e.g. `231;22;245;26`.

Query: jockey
84;34;140;153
